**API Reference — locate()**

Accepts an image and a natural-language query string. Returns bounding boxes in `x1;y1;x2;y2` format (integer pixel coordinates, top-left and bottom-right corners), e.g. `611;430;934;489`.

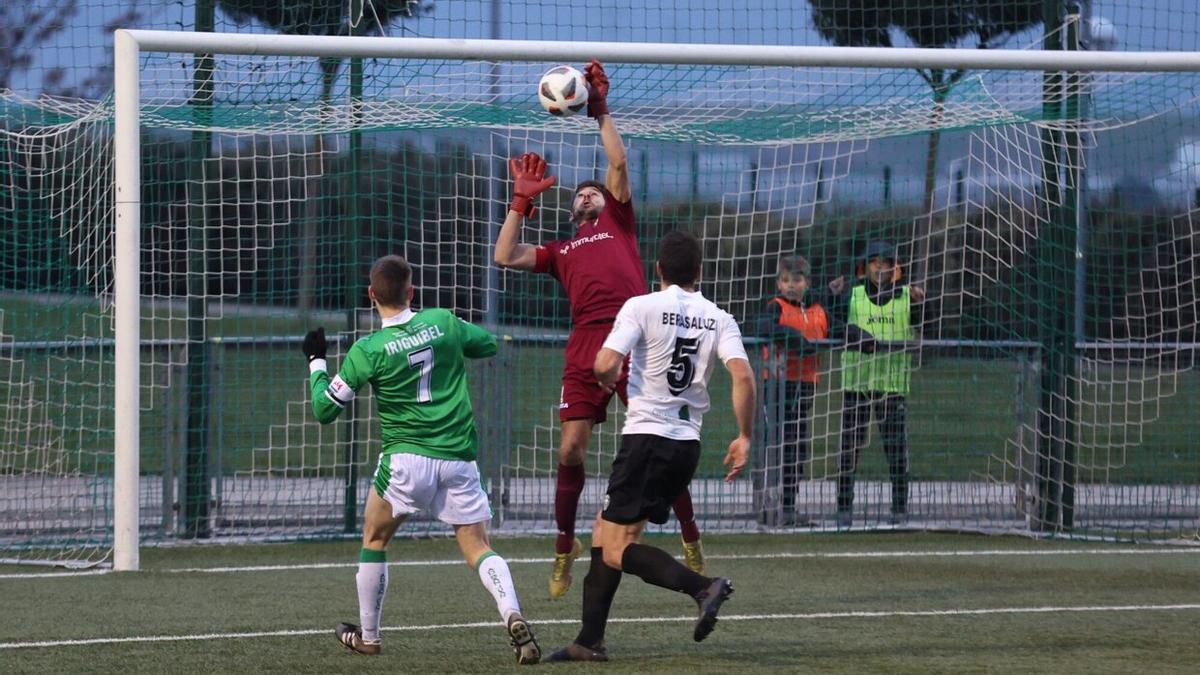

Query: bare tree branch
0;1;79;91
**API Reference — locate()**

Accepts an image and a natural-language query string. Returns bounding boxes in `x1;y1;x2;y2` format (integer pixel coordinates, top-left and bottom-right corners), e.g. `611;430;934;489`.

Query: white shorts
372;453;492;526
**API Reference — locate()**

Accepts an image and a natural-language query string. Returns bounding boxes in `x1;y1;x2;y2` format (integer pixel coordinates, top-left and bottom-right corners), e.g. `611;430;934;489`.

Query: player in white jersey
547;230;756;662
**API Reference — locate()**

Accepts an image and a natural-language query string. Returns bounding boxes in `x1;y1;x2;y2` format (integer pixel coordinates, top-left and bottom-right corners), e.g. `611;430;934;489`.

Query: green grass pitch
3;533;1199;673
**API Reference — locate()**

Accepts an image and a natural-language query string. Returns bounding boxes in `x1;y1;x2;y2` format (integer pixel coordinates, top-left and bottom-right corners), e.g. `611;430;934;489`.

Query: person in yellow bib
834;241;926;528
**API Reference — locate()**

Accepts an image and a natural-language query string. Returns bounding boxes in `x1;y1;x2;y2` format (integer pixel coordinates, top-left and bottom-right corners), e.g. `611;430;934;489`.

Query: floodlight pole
485;0;503;329
1034;0;1065;533
182;0;215;541
1062;5;1086;528
344;2;366;535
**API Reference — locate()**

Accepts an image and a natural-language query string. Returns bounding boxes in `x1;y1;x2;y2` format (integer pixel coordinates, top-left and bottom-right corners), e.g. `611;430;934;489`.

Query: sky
16;0;1200;97
10;0;1200;209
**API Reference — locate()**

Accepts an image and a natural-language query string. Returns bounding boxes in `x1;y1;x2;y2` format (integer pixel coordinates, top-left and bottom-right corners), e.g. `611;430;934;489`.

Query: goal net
2;32;1198;567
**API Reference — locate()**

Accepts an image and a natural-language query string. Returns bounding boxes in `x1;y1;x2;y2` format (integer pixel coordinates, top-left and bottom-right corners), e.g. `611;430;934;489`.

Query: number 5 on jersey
667;337;699;395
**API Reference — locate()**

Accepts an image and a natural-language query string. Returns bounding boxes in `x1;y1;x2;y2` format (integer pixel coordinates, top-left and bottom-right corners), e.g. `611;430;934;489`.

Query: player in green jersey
303;254;539;664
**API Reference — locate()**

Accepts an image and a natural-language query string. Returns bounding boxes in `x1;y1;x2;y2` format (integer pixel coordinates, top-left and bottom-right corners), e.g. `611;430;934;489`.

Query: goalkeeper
831;241;927;528
303;255;540;664
494;59;705;599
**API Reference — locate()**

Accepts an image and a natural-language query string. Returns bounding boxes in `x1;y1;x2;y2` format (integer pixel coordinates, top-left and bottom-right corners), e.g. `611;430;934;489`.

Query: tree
217;1;430;39
216;0;431;313
807;1;1042;277
0;3;80;92
1;2;157;98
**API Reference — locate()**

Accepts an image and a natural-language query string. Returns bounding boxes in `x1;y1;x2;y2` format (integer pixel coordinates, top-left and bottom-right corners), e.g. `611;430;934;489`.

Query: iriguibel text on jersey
383;324;446;356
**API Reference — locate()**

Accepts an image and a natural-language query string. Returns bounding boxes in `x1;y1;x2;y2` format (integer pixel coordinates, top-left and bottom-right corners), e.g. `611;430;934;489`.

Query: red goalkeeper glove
584;59;610;118
508;152;556;217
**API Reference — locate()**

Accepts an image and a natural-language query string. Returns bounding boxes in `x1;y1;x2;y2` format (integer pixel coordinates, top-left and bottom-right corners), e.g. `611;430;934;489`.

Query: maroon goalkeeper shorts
559;324;628;423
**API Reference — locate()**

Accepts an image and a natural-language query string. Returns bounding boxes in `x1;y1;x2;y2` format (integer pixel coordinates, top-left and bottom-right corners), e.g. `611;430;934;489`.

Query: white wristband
308;358;327;374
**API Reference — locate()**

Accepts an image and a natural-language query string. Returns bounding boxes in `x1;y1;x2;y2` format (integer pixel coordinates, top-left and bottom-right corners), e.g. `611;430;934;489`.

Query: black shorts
602;434;701;525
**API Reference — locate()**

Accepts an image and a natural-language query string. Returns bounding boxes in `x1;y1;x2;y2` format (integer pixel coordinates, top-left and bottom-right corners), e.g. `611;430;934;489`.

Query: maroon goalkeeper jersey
533;193;646;327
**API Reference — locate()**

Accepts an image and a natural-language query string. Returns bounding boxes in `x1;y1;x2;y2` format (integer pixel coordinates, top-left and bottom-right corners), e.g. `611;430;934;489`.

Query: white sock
356;550;389;643
477;551;521;623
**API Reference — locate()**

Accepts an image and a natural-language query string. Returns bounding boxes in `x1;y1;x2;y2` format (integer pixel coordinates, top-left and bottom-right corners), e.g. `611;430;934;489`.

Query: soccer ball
537;66;588;117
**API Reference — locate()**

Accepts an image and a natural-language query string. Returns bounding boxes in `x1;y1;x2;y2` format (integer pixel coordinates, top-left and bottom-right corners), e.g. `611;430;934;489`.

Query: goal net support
2;28;1199;569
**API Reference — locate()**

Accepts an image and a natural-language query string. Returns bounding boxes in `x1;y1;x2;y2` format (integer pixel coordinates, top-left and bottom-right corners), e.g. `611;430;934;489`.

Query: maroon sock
672;490;701;543
555;462;586;554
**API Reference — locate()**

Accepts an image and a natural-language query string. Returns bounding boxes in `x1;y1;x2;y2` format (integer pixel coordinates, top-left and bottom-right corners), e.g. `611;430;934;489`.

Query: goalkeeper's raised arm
493;152;556;271
492;59;629;273
584;59;630;203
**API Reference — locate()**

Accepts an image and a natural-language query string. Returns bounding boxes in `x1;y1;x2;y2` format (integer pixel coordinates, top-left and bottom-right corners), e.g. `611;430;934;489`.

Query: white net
3;44;1200;565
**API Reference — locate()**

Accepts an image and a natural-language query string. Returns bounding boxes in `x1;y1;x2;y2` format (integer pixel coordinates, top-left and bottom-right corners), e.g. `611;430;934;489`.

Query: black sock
621;543;709;597
575;548;622;648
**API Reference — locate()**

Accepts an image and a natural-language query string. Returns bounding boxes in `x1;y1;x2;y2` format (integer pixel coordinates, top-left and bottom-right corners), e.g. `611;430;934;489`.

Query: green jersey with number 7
309;308;498;461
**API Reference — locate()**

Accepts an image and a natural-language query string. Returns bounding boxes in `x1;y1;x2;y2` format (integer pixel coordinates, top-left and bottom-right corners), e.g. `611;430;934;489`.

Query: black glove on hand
303;327;327;362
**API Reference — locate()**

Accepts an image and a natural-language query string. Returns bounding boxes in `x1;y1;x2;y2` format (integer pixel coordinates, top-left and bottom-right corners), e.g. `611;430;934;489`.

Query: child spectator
757;255;836;526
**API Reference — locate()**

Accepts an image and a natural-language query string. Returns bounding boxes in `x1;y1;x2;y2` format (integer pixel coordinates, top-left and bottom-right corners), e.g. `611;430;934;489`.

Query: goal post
112;29;142;573
13;30;1200;569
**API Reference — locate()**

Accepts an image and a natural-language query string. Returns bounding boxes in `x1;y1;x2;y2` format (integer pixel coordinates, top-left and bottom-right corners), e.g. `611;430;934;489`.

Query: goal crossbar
119;29;1200;71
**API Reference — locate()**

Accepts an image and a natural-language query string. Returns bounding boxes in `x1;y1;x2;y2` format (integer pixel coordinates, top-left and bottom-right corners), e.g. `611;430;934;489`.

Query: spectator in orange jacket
757;255;839;526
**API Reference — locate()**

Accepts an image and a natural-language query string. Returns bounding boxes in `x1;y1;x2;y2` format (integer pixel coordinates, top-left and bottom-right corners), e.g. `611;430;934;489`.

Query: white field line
0;569;111;579
3;604;1200;650
160;547;1200;574
3;547;1200;579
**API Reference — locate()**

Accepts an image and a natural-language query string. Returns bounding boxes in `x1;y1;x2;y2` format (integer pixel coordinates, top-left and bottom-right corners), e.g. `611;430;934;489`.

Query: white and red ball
537;65;588;117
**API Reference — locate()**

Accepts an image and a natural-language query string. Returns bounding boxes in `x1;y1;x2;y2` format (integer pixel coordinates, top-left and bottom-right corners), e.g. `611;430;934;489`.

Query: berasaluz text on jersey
661;312;718;331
